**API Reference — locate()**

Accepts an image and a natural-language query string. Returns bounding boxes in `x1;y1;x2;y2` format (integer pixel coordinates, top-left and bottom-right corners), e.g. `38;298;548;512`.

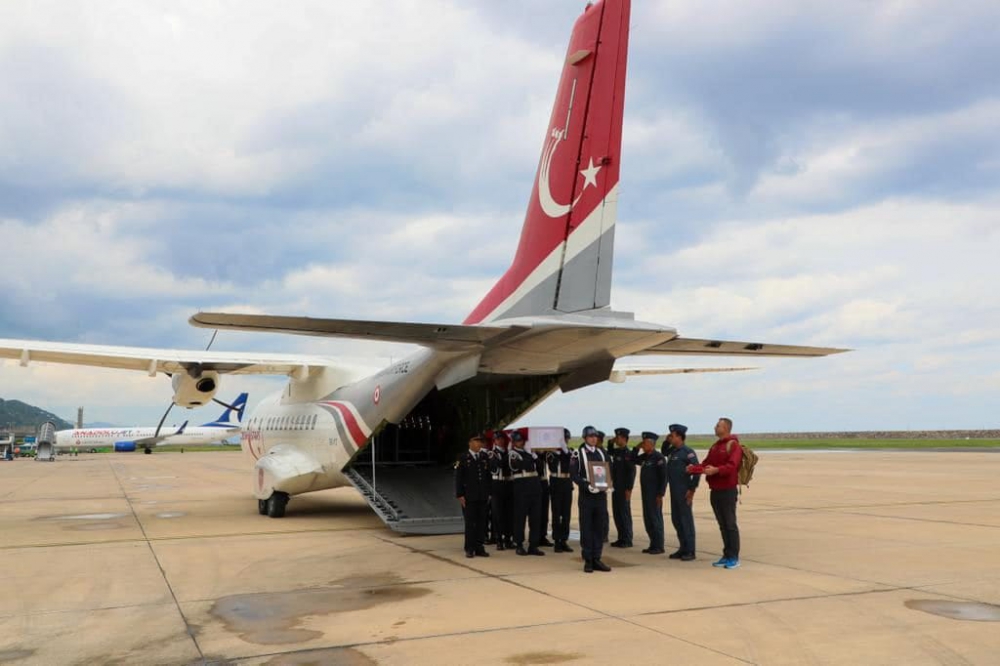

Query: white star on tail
580;157;601;190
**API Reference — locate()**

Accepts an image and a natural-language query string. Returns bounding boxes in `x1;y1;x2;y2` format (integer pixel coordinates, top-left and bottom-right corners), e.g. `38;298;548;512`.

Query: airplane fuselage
55;426;239;449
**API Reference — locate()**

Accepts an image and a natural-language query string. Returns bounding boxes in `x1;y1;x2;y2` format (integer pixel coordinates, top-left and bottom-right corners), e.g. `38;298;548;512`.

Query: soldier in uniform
508;431;545;556
609;427;635;548
490;431;514;551
572;426;612;573
596;430;610;543
536;435;554;547
634;431;667;555
665;423;699;560
455;435;493;558
546;428;575;553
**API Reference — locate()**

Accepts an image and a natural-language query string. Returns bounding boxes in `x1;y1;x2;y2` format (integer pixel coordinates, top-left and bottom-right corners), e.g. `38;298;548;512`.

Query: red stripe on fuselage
321;402;367;446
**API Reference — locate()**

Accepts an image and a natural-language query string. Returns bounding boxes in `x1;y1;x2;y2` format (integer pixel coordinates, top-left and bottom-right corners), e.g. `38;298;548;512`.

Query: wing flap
189;312;525;349
636;337;848;358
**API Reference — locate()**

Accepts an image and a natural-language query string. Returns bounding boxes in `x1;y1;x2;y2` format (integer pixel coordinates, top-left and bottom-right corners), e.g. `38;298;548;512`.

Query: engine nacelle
171;370;220;408
114;441;137;452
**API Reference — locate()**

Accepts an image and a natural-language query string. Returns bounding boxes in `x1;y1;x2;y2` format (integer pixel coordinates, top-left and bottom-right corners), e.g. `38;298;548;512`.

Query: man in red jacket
689;417;743;569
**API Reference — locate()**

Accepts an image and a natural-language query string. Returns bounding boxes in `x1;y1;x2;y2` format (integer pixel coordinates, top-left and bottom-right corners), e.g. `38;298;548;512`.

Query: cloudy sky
1;0;998;434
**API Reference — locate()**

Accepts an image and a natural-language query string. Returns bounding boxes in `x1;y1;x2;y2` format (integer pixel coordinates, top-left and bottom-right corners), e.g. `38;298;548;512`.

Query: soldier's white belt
510;472;538;479
550;473;571;479
492;475;512;481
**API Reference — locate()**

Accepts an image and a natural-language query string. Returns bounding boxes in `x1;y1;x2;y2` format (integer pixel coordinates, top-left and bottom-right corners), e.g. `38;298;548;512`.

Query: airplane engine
171;370;220;408
114;441;137;452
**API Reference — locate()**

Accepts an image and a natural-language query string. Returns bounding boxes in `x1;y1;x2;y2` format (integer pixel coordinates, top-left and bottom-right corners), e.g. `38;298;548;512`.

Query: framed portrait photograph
587;461;613;491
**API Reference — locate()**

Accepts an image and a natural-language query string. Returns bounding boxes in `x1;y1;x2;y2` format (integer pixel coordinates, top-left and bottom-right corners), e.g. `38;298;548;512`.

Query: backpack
727;440;759;487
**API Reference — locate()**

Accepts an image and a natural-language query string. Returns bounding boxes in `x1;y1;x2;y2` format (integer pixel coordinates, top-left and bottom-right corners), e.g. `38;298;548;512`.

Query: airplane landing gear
143;447;152;454
265;492;289;518
258;499;267;515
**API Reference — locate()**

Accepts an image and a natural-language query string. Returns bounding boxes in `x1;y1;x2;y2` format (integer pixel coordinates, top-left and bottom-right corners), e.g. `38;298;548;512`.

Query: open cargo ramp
345;464;463;535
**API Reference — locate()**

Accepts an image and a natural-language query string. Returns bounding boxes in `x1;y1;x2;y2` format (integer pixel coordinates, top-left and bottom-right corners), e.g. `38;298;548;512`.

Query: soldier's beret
668;424;688;437
641;431;659;442
614;427;630;437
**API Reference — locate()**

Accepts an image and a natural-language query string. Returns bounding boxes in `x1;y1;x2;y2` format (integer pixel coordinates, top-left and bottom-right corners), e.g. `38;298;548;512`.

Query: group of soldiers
454;423;702;573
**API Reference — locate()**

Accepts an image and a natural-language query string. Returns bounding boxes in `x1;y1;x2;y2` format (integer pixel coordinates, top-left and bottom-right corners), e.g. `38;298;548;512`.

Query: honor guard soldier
546;429;575;553
508;431;545;556
665;424;699;560
536;437;554;547
572;426;611;573
490;431;515;551
609;427;635;548
455;436;492;558
596;430;610;543
634;431;668;555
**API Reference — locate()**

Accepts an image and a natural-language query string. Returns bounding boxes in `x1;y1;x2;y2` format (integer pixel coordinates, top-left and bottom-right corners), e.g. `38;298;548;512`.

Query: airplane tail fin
465;0;631;325
202;392;249;427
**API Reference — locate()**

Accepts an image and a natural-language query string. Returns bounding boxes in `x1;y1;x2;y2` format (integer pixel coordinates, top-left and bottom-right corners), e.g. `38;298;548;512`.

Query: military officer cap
563;427;572;441
641;431;659;442
582;425;599;438
614;427;630;437
596;430;606;440
510;431;525;442
668;423;688;437
493;430;509;441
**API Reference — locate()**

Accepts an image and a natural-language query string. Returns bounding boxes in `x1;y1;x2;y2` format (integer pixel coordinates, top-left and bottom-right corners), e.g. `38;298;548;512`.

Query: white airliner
0;0;844;530
54;393;248;453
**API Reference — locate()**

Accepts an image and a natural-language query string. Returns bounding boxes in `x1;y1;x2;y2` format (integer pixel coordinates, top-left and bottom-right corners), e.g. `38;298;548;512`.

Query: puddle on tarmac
505;651;583;665
259;647;378;665
155;511;186;519
0;649;35;662
210;573;431;645
905;600;1000;621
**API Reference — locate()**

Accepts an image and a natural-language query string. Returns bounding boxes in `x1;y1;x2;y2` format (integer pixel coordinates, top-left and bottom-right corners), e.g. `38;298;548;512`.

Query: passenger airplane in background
0;0;844;527
54;393;248;453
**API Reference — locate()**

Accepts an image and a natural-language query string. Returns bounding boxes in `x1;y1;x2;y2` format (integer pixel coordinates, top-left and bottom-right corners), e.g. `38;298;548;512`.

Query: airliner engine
171;369;220;407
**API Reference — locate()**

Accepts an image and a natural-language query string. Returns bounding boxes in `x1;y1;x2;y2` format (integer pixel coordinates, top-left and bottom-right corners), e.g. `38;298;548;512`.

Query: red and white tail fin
465;0;631;325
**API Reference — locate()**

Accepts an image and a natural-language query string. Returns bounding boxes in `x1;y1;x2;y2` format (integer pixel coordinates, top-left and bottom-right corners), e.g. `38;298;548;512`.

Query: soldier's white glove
523;442;533;454
560;442;569;453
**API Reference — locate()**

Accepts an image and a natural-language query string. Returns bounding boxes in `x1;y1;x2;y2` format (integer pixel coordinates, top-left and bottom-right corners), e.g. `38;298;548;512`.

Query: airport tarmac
1;451;999;665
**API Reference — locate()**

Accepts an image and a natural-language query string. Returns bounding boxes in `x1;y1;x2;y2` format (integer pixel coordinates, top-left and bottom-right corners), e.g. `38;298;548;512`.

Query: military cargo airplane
0;0;844;527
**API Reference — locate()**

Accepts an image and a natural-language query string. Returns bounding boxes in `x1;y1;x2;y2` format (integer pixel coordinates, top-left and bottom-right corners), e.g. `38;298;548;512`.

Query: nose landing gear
260;491;289;518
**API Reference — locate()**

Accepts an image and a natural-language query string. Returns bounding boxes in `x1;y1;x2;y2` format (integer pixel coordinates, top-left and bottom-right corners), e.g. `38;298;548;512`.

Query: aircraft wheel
90;448;97;454
266;492;289;518
257;499;267;515
143;447;152;455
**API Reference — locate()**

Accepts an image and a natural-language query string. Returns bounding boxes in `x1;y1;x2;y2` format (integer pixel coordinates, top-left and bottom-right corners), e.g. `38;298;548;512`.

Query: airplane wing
133;422;186;447
189;312;526;350
634;337;848;358
0;339;346;376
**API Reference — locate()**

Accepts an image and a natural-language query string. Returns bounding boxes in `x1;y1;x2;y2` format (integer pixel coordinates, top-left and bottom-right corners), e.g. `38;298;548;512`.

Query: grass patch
685;438;1000;450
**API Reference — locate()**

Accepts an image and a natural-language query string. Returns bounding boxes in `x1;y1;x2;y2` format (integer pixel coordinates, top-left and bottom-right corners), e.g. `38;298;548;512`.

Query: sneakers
724;558;741;569
712;557;728;567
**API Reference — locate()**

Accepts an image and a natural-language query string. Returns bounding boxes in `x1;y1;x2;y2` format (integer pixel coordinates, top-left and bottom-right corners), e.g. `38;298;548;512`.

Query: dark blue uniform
490;447;514;549
546;449;574;551
572;445;610;566
634;448;668;553
666;444;700;557
455;450;493;555
609;445;635;547
509;446;544;554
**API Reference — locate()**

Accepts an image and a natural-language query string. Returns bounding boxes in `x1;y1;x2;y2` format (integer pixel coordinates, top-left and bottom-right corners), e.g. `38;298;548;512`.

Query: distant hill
0;399;73;430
